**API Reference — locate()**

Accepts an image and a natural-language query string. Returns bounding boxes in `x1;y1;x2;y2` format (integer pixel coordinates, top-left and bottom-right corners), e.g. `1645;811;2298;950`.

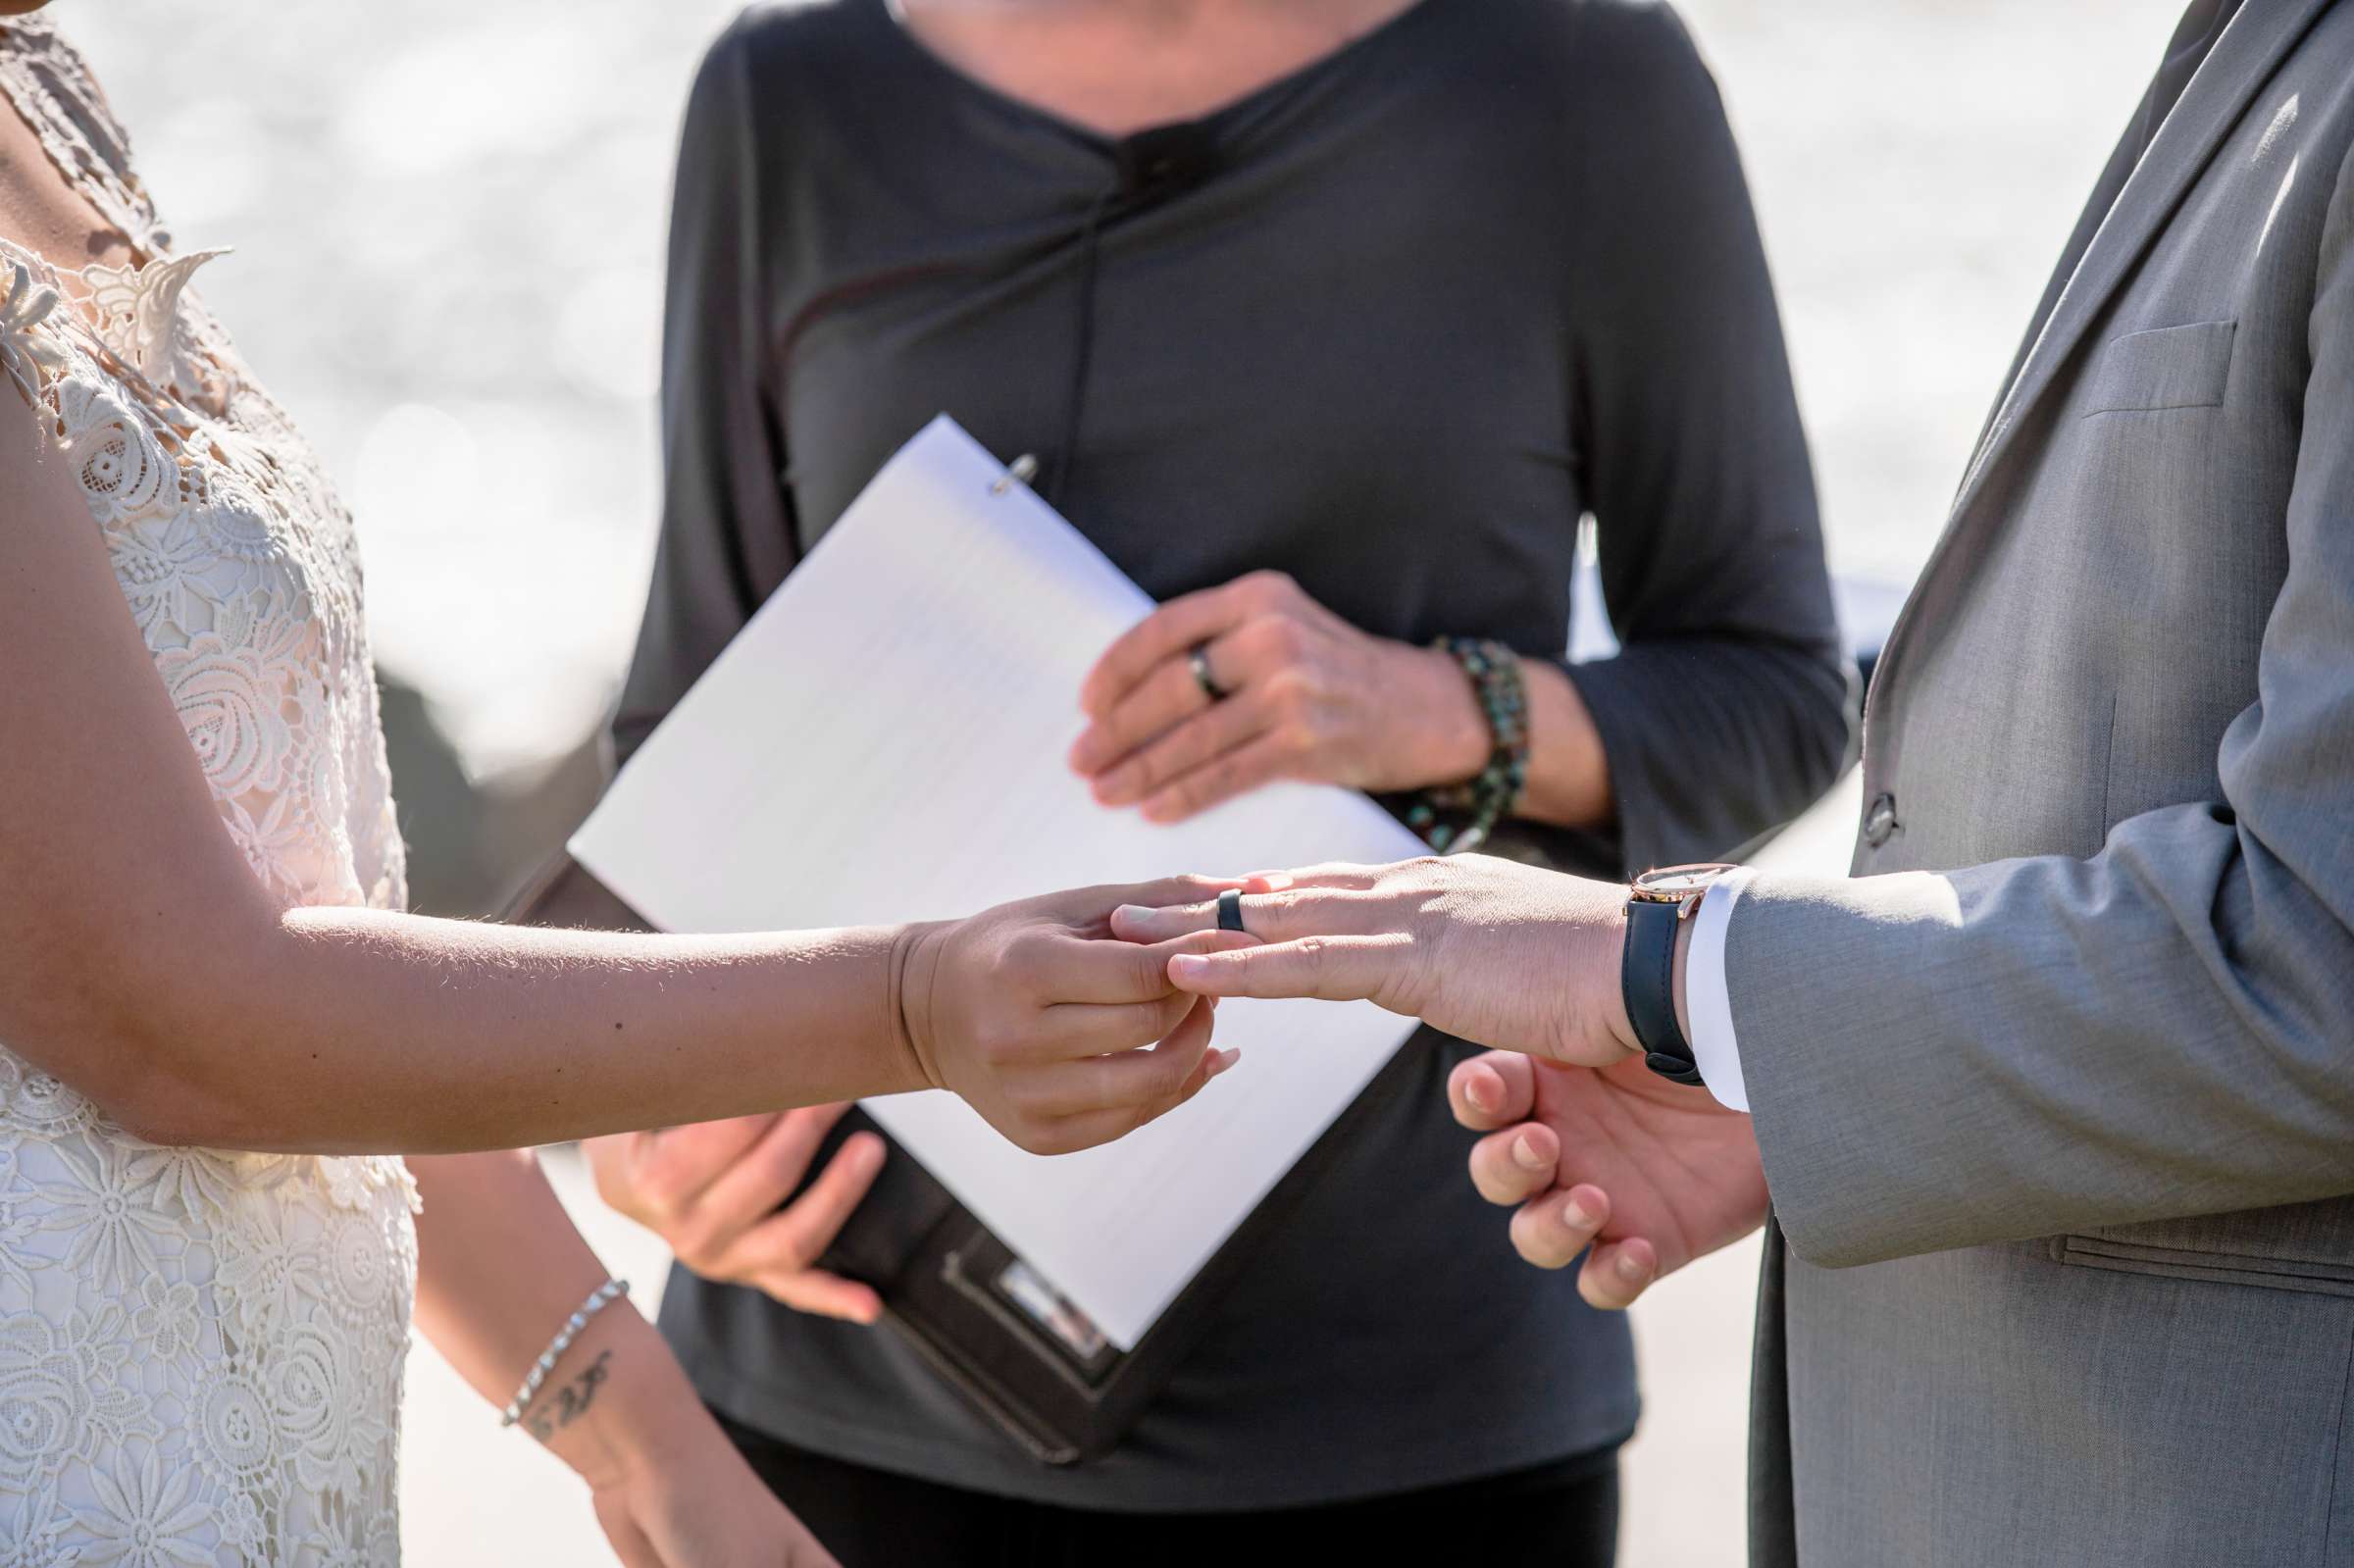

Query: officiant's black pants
718;1414;1619;1566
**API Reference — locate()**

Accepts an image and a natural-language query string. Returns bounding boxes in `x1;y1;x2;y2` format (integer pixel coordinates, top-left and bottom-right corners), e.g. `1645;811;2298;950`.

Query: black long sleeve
1558;2;1851;871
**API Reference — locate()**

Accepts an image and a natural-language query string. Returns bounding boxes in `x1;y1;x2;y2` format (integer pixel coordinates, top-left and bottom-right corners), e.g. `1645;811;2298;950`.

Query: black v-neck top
621;0;1846;1509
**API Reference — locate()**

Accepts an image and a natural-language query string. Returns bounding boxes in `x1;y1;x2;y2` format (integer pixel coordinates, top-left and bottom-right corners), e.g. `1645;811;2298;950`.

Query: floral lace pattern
0;18;416;1567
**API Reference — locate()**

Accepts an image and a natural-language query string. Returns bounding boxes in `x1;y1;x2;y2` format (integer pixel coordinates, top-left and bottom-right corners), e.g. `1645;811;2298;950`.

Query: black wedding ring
1216;888;1247;934
1190;644;1229;702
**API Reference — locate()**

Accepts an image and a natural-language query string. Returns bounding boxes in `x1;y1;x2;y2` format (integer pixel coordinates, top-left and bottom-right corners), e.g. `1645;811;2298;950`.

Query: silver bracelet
499;1277;630;1429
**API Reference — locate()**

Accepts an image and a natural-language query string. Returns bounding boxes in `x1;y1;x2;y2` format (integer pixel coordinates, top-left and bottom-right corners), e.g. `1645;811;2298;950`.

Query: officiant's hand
1069;572;1492;822
588;1106;889;1324
901;875;1265;1154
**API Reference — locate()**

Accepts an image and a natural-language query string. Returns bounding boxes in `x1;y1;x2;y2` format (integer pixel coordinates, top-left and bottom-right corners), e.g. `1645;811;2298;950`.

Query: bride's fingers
1164;932;1411;1000
1032;1037;1239;1153
1029;995;1216;1117
591;1501;664;1568
1578;1235;1660;1310
1042;927;1257;1006
1510;1183;1612;1270
1468;1121;1560;1207
1449;1051;1538;1131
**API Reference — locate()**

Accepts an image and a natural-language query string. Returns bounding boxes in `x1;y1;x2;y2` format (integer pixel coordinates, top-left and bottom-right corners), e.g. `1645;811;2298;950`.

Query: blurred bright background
59;0;2174;1561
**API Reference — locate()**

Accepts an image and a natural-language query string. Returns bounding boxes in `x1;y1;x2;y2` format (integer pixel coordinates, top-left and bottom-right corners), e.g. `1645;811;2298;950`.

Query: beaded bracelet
1404;636;1530;855
499;1277;630;1429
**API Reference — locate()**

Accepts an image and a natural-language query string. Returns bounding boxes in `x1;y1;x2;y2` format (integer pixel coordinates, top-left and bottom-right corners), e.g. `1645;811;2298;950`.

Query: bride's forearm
410;1150;733;1487
108;908;937;1154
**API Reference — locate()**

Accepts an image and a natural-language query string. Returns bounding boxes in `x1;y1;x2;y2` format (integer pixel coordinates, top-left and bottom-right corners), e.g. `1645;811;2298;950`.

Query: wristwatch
1621;863;1740;1086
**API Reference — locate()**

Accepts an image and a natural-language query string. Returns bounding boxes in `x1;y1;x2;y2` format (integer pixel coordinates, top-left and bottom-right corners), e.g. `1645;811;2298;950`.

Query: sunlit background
60;0;2175;1560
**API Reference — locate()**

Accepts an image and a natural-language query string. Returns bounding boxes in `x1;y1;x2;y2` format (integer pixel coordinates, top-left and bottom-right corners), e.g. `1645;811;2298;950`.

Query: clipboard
507;854;1422;1464
534;416;1432;1460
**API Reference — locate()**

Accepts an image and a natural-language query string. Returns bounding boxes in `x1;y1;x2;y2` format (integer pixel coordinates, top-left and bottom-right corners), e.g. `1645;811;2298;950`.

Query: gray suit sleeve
1731;144;2354;1270
1556;3;1851;874
612;24;799;767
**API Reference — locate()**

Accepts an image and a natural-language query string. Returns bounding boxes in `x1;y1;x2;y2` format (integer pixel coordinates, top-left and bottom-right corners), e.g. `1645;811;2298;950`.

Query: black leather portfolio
507;853;1419;1465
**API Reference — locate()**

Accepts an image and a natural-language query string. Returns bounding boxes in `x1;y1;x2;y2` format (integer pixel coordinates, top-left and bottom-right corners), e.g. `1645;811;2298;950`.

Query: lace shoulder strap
0;19;166;252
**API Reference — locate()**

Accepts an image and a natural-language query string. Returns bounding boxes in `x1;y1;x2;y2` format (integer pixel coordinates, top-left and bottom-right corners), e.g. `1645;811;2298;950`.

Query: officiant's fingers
1469;1121;1561;1207
1163;932;1407;1001
1079;581;1251;717
673;1104;859;1254
1141;732;1299;823
608;1111;784;1224
753;1265;884;1325
1085;681;1267;807
1070;638;1242;783
1449;1051;1538;1131
1578;1236;1659;1310
717;1155;889;1323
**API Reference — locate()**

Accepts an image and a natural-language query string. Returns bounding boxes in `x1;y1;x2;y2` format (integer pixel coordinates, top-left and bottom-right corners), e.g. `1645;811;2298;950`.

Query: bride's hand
528;1310;839;1567
1108;857;1640;1068
895;875;1266;1154
588;1437;837;1568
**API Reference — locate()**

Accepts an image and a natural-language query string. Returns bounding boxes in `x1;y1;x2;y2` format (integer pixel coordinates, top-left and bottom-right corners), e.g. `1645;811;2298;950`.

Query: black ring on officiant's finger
1190;644;1230;703
1217;888;1248;934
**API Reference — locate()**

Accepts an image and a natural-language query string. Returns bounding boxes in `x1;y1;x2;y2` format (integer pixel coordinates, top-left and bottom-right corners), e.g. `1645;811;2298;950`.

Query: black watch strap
1622;896;1704;1086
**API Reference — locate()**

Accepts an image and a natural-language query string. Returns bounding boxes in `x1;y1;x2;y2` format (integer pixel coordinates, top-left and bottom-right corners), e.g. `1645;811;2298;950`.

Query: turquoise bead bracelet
1404;636;1529;854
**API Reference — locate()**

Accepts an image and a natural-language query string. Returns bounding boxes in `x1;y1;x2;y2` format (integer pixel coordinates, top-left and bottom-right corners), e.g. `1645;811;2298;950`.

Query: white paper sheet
571;415;1425;1348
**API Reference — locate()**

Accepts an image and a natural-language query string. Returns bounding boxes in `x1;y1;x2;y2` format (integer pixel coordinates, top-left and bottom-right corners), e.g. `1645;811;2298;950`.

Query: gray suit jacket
1729;2;2354;1562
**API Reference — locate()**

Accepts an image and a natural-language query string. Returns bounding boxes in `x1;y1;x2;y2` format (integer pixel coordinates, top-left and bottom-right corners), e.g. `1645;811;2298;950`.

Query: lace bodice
0;19;418;1567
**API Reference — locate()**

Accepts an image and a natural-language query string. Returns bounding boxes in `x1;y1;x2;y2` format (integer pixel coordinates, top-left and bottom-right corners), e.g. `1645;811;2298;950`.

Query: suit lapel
1867;0;2332;724
1950;0;2330;520
1959;83;2154;488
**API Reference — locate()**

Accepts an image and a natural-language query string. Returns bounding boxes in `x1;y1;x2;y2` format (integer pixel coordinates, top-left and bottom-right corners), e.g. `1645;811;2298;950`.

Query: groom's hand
1109;856;1641;1067
899;875;1265;1155
1452;1049;1767;1307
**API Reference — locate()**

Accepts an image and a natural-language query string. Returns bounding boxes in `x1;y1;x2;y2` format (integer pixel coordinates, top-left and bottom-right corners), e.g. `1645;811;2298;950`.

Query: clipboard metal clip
990;453;1040;495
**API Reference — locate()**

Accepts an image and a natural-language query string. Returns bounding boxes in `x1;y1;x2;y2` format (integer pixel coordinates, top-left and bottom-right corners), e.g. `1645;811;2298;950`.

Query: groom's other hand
1450;1049;1767;1309
587;1108;889;1324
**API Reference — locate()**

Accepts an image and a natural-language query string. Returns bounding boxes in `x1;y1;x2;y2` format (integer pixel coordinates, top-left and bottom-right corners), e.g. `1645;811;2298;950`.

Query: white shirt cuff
1684;867;1756;1112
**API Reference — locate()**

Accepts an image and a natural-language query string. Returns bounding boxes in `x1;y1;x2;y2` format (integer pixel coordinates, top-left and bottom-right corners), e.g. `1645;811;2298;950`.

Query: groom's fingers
1449;1051;1537;1131
1578;1236;1660;1311
1468;1121;1560;1206
1164;933;1410;1000
1510;1183;1612;1270
1108;880;1386;943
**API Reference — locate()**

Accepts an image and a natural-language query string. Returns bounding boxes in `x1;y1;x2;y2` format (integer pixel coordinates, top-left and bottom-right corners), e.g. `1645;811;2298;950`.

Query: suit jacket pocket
2057;1234;2354;1298
2079;318;2237;416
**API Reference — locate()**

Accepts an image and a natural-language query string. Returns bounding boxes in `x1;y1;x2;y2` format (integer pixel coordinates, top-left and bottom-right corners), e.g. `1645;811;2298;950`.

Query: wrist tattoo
524;1347;614;1444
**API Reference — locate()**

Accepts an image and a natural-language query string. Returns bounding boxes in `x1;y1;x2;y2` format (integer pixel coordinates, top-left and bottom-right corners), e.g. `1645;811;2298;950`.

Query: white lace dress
0;19;419;1568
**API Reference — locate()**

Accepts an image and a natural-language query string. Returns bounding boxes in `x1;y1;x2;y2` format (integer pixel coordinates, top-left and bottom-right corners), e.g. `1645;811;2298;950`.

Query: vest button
1863;791;1900;849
